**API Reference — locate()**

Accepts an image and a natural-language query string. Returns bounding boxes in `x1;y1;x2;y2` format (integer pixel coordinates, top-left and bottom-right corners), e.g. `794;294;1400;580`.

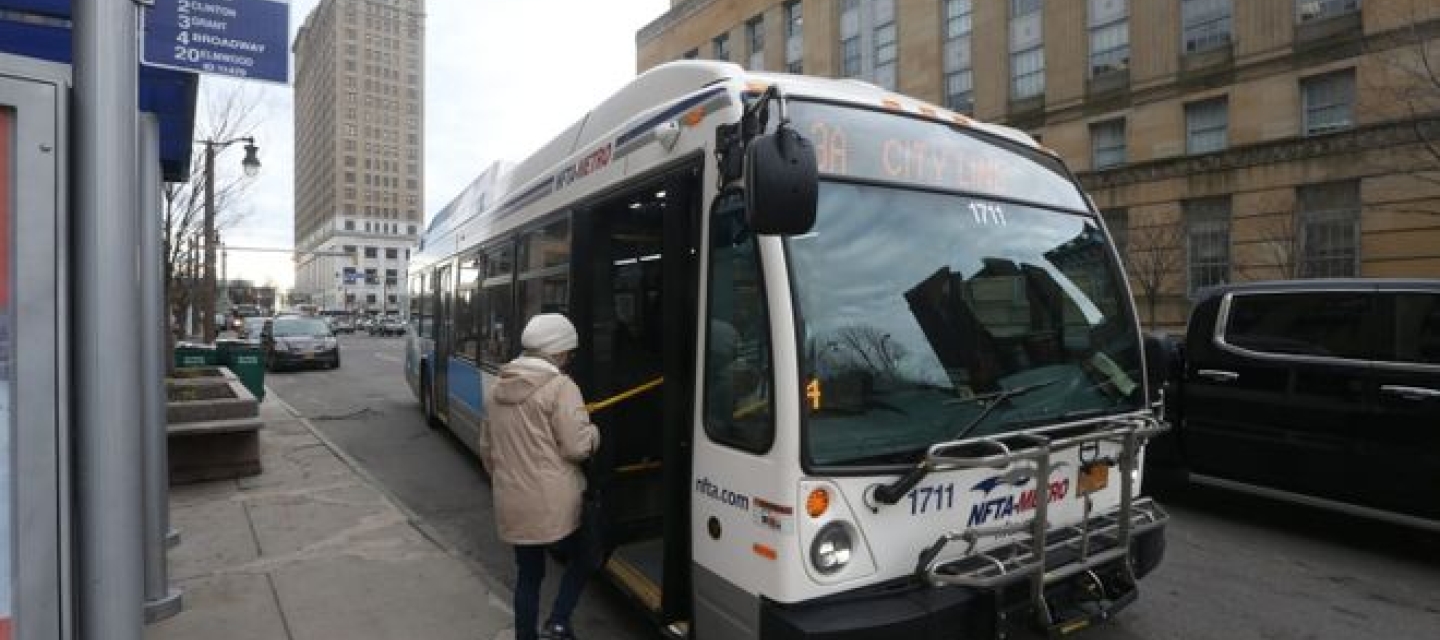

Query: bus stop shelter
2;1;201;639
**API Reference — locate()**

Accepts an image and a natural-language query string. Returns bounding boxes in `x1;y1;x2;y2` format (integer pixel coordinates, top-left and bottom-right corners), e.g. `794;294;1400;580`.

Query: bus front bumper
758;523;1166;640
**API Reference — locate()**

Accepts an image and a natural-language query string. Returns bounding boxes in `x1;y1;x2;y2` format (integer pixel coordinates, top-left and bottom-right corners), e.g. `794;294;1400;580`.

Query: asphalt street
267;334;1440;640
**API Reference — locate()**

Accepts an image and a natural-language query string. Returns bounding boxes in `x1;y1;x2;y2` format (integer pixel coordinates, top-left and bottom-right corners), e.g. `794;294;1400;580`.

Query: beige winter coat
477;356;600;545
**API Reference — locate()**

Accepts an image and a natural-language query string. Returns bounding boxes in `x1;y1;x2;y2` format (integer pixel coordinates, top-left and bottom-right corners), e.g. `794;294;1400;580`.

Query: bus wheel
421;372;441;429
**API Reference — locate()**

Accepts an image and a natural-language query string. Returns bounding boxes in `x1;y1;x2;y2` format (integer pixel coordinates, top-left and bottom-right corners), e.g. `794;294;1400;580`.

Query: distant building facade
639;0;1440;329
292;0;425;314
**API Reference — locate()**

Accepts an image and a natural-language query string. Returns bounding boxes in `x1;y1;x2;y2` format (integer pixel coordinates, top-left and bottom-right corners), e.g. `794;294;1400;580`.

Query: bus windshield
789;181;1143;468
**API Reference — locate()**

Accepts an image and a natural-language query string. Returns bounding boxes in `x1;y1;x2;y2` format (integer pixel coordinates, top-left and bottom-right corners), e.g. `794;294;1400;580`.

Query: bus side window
703;194;774;453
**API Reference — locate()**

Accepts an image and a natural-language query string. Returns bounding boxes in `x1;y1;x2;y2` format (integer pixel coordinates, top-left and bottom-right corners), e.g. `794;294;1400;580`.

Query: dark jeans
513;527;595;640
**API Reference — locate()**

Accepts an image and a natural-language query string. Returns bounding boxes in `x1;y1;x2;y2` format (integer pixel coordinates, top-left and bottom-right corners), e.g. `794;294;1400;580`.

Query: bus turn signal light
805;488;830;519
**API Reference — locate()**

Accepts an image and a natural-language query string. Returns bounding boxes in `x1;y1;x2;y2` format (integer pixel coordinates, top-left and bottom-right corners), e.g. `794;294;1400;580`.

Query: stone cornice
1078;116;1440;191
638;0;719;47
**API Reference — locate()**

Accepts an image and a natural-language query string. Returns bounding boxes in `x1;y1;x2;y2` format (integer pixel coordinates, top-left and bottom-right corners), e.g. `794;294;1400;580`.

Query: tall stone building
638;0;1440;329
293;0;425;314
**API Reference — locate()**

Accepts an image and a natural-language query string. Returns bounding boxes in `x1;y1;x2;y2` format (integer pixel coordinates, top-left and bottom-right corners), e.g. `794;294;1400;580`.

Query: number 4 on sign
806;378;822;411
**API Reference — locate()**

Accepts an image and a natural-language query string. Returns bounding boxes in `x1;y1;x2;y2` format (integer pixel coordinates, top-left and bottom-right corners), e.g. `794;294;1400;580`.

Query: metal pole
203;142;216;343
74;1;144;638
140;114;183;622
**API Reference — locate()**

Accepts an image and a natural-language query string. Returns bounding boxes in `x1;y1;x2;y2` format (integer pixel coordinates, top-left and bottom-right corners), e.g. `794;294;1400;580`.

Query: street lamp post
201;137;260;342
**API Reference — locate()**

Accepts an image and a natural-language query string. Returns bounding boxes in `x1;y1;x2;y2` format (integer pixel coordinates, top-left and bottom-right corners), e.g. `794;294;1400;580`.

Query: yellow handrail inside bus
585;377;664;414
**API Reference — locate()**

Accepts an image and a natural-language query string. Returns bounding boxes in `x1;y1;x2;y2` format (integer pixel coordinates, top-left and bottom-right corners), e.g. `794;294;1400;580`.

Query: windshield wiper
871;376;1061;506
948;377;1061;442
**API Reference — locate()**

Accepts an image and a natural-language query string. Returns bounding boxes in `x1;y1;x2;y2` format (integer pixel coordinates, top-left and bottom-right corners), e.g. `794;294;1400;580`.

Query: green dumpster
174;343;220;368
216;340;266;401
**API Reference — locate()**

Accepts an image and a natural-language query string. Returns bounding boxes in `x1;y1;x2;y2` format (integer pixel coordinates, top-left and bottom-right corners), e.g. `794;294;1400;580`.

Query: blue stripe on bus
615;85;728;148
447;357;485;413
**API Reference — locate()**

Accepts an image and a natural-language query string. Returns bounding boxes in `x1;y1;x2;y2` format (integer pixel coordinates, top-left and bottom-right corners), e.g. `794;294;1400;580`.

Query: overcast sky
204;0;670;290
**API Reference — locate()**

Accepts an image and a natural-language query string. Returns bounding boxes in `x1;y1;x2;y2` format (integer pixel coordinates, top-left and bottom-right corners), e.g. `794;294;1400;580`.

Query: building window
840;0;862;77
344;220;355;231
1010;0;1045;100
713;33;730;61
1088;0;1128;78
364;246;378;259
873;0;897;90
1091;119;1126;169
1186;97;1228;154
385;248;399;259
785;0;803;73
747;15;765;70
1182;0;1231;53
1297;0;1360;23
1185;197;1231;295
944;0;974;113
1302;70;1355;135
1298;181;1360;278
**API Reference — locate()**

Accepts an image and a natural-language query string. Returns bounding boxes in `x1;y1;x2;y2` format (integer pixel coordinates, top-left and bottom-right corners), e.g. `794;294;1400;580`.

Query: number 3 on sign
969;202;1006;226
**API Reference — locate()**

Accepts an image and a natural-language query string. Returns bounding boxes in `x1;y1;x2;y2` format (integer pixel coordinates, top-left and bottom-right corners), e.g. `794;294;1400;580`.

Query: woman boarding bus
405;61;1168;640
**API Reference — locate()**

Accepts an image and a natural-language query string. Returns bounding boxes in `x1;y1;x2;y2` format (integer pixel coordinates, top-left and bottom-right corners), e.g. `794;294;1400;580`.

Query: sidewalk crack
242;492;265;557
266;572;297;640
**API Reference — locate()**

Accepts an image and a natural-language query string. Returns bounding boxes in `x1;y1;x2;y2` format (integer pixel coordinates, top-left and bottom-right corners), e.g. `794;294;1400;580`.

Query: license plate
1078;464;1109;496
303;352;314;360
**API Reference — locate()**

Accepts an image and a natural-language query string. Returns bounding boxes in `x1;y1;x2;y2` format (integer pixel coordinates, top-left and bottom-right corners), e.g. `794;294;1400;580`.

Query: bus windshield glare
789;181;1143;468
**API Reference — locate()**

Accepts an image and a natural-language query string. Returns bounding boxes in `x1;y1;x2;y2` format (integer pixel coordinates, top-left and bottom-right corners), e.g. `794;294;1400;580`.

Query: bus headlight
809;521;854;574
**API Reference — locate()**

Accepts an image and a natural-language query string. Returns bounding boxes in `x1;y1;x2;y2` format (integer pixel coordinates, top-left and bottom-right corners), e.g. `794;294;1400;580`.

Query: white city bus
405;61;1168;639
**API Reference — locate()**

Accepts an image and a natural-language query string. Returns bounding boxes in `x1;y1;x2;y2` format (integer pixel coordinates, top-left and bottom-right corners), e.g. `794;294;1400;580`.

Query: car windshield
273;317;331;338
788;181;1143;468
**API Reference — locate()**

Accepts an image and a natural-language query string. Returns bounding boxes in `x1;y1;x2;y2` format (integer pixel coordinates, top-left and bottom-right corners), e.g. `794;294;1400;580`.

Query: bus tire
420;371;441;429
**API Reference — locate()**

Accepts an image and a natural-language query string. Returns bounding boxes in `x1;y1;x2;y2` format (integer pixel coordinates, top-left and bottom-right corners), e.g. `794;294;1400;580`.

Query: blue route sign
142;0;291;84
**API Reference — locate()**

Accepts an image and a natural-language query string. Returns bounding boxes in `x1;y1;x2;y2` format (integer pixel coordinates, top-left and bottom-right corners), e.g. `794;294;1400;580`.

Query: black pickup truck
1145;279;1440;530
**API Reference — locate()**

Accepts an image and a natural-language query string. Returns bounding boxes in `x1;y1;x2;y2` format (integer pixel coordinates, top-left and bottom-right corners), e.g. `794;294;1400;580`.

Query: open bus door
574;166;700;628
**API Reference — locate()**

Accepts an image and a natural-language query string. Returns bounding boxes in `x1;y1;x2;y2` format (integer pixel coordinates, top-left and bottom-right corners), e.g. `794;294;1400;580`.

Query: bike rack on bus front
911;416;1170;634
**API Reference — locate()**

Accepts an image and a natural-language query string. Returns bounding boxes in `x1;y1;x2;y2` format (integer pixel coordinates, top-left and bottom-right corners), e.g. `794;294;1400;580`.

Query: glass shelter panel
1;104;13;636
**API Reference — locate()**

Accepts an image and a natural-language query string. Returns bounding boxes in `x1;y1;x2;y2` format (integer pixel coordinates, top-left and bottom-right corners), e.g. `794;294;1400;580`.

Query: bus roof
413;60;1049;269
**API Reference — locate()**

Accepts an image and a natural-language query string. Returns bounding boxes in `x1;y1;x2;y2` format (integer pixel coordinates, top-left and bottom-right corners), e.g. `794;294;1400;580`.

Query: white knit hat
521;313;579;355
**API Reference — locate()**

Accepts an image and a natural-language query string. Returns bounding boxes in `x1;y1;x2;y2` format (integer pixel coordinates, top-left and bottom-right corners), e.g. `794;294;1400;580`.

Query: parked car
330;315;356;334
369;315;406;337
260;315;340;370
1150;279;1440;528
238;316;268;342
230;304;264;332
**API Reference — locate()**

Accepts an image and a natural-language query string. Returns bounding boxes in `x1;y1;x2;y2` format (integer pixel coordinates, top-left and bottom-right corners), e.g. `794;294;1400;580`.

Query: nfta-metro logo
966;465;1071;527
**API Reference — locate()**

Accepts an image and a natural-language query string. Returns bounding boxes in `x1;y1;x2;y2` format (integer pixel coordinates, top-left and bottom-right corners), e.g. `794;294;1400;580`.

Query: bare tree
1237;213;1301;282
809;325;911;383
1365;16;1440;218
161;86;262;341
1125;223;1186;331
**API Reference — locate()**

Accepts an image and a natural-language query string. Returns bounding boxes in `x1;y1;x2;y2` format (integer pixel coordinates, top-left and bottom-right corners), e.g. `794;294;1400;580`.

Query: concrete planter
165;367;262;484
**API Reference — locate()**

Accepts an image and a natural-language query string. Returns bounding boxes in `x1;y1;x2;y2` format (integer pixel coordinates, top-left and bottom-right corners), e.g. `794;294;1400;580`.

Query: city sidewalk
146;393;515;640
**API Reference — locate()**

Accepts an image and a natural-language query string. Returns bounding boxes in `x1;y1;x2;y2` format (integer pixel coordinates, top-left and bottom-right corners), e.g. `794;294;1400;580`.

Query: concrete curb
264;390;517;611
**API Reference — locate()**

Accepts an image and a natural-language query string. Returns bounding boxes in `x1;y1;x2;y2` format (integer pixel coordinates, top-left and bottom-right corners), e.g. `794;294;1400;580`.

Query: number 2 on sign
969;202;1006;226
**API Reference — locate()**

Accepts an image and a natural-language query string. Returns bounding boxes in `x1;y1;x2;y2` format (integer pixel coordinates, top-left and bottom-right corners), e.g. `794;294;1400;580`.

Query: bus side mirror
744;126;817;235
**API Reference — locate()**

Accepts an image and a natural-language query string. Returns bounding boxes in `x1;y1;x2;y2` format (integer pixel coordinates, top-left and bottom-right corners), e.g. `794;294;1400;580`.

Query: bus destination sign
789;102;1087;211
143;0;291;83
